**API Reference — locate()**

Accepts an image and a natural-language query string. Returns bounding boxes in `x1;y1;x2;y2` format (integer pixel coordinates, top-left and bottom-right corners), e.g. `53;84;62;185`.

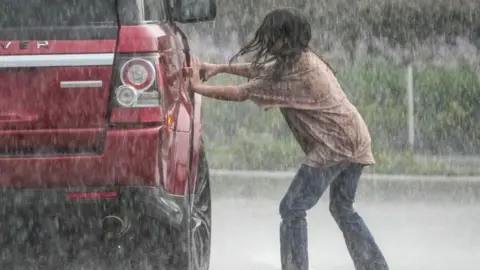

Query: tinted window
172;0;215;22
144;0;167;22
0;0;117;27
0;0;166;27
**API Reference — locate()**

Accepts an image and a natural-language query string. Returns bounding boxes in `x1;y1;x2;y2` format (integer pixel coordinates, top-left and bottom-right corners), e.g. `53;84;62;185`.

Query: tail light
113;55;161;108
120;58;156;91
110;54;163;124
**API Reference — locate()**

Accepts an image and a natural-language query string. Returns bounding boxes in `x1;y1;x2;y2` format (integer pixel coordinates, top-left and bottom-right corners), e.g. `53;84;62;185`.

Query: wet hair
230;7;334;79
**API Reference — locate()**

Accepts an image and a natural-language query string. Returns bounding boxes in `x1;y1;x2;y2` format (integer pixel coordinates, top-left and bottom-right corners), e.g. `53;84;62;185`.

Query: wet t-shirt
238;52;375;168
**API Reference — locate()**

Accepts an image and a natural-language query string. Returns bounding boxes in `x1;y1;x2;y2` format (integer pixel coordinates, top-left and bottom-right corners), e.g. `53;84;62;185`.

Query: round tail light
120;58;156;91
115;85;139;107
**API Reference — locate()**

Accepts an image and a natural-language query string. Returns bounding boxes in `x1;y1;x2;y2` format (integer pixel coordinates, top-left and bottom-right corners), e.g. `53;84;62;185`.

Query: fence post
406;63;415;149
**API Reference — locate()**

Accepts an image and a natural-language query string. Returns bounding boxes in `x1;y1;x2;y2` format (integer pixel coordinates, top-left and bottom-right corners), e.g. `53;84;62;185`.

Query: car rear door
0;0;119;156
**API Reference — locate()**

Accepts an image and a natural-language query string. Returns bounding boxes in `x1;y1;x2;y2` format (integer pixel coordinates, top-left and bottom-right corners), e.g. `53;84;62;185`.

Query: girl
189;7;389;270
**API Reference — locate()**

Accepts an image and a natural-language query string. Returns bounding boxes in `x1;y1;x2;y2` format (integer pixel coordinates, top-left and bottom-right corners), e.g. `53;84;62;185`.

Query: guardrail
209;170;480;202
210;169;480;182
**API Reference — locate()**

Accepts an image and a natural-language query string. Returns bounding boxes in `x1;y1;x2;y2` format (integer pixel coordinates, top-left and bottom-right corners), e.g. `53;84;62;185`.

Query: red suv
0;0;215;269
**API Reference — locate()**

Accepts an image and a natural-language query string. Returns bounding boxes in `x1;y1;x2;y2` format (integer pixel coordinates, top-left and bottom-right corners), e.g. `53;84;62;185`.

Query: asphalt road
3;199;479;270
3;175;480;270
210;198;480;270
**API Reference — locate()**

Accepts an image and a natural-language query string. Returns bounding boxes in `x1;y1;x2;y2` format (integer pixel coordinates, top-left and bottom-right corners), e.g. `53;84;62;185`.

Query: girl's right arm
203;62;272;80
215;63;257;78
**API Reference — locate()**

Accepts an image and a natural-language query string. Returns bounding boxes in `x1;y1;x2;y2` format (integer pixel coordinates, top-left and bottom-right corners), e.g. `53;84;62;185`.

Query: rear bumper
0;126;164;187
0;186;189;228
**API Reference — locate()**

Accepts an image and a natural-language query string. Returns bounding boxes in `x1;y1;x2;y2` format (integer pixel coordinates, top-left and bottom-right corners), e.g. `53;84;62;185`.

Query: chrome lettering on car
19;41;29;49
37;41;49;48
0;41;12;50
0;41;49;50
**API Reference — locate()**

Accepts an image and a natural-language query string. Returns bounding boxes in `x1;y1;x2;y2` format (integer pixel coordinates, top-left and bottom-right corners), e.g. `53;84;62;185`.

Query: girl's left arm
189;56;248;102
191;84;248;102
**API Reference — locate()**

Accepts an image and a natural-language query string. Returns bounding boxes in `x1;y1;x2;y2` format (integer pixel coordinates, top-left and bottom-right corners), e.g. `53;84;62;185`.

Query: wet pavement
2;182;480;270
210;198;480;270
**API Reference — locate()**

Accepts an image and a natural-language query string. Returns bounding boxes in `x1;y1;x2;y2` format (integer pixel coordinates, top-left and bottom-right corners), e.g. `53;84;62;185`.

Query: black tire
161;147;212;270
189;148;212;270
126;148;212;270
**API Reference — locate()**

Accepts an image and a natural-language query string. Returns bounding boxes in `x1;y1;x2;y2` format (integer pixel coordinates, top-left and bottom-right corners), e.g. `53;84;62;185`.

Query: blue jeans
279;162;389;270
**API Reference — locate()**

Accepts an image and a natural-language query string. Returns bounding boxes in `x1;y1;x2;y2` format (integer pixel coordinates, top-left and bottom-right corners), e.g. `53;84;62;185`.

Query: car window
0;0;117;27
144;0;167;22
173;0;212;20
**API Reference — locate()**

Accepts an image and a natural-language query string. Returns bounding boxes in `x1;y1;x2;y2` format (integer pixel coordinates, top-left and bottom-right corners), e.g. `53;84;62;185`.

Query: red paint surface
110;107;163;124
0;127;161;188
0;24;199;196
0;66;112;129
0;25;168;55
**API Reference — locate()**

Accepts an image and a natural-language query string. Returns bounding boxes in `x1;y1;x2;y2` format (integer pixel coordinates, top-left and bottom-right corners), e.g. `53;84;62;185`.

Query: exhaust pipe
101;215;131;240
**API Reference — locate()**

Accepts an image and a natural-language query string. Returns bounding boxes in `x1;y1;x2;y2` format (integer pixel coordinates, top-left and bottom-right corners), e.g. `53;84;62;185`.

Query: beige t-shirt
238;52;375;168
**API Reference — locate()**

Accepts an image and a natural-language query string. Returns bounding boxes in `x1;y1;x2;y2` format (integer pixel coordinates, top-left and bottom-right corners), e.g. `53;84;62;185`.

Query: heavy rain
0;0;479;269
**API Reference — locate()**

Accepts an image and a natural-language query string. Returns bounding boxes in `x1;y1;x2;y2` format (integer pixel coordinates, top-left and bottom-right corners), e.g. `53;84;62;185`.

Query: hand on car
200;62;221;81
189;57;223;92
189;57;203;92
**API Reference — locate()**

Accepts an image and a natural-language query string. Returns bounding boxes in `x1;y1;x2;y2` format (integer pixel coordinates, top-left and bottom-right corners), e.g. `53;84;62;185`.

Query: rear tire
189;148;212;270
146;147;212;270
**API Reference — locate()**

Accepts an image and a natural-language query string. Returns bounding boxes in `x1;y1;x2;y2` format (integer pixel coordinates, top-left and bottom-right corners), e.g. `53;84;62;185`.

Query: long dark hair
230;7;334;79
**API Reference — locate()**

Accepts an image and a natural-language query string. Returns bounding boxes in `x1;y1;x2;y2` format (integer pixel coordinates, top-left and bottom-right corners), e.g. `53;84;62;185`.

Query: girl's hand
189;57;203;92
200;62;221;81
188;57;247;102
